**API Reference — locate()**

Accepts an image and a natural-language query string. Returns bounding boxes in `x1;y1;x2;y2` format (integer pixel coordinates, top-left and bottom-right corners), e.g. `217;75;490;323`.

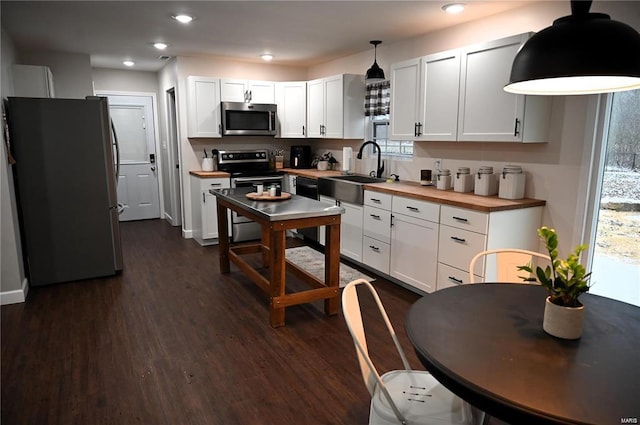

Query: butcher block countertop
282;168;545;213
189;171;231;178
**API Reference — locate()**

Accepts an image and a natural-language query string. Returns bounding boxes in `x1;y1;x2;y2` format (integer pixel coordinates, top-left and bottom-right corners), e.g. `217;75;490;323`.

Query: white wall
92;68;160;94
1;29;28;303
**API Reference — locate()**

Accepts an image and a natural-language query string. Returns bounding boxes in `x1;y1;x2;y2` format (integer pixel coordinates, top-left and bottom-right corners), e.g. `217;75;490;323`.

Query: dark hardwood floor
2;219;506;425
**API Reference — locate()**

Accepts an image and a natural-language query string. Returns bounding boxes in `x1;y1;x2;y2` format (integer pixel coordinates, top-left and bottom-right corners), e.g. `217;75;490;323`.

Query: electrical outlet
434;159;442;170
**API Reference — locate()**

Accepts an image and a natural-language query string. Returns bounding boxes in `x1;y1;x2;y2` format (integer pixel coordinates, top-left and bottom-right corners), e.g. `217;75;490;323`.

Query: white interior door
106;94;160;221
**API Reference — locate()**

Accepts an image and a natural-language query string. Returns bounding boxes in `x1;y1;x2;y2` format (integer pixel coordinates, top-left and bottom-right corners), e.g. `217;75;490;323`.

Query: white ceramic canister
436;169;452;190
454;167;474;193
498;165;525;200
474;166;498;196
202;158;214;172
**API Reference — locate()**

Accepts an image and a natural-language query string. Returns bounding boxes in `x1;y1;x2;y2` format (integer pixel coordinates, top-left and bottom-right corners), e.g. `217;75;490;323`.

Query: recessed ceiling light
261;54;274;61
173;14;193;24
123;60;135;67
442;3;465;14
154;42;168;50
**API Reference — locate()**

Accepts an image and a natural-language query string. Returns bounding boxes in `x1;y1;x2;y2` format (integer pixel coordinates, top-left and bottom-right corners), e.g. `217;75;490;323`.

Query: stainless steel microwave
221;102;277;136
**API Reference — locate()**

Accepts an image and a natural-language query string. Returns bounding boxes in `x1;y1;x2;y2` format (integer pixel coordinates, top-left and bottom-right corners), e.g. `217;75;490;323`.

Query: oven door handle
233;176;283;185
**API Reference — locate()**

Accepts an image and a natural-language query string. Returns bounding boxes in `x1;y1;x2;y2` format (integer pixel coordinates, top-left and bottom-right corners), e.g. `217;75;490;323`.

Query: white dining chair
342;278;474;425
469;248;551;284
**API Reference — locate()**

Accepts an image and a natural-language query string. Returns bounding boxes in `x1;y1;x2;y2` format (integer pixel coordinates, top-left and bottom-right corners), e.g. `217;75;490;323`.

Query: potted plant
518;226;592;339
313;152;338;171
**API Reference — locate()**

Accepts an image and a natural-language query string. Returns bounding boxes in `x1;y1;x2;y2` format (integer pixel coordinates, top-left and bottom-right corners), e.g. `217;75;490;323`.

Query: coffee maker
290;145;312;169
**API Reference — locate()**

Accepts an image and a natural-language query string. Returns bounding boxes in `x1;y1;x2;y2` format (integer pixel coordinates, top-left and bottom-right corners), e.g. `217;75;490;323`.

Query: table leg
269;227;286;327
261;225;270;268
217;202;230;274
324;221;340;316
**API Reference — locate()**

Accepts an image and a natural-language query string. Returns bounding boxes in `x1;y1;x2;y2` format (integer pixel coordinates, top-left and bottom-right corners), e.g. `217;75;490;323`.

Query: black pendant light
504;0;640;95
366;40;385;82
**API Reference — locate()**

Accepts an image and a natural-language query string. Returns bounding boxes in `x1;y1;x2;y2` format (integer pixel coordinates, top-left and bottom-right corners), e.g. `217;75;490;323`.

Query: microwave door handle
269;111;274;132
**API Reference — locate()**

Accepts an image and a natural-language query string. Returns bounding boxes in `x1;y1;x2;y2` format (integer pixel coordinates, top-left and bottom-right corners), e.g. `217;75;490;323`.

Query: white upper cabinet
457;33;551;143
186;76;222;138
390;58;421;140
390;50;460;141
220;79;275;103
13;65;55;98
390;33;552;143
418;50;461;141
275;81;307;138
306;74;365;139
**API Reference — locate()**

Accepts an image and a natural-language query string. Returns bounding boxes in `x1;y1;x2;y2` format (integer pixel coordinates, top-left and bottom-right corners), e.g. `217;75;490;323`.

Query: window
588;89;640;306
370;115;414;157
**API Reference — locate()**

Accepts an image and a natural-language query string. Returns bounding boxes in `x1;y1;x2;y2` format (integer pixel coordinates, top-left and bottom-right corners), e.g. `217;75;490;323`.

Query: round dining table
405;284;640;425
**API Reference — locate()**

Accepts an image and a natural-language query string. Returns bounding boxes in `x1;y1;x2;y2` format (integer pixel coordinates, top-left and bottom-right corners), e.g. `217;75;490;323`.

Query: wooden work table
211;187;345;327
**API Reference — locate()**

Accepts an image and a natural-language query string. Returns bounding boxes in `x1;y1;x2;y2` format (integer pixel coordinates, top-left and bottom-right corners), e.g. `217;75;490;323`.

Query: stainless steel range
218;149;285;242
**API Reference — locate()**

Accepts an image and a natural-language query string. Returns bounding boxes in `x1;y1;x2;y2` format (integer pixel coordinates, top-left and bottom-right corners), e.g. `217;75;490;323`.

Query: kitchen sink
317;174;387;205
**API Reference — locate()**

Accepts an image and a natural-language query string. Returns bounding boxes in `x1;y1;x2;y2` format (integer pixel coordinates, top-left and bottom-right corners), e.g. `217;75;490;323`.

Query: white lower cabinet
319;195;363;262
363;236;390;274
390;199;440;294
436;204;543;289
190;175;230;245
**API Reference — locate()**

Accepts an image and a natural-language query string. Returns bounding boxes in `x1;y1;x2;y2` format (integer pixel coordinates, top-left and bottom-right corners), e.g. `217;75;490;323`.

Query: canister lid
502;165;523;174
456;167;470;174
478;166;494;174
437;168;451;176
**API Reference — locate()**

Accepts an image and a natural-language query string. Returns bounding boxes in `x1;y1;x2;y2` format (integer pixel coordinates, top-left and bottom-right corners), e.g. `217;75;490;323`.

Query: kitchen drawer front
436;262;470;290
440;205;488;234
363;236;390;275
363;206;391;244
392;196;440;223
364;190;392;210
438;224;486;272
200;177;230;192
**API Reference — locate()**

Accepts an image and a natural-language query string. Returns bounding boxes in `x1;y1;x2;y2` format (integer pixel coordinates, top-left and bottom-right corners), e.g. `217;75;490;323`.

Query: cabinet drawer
440;205;488;234
438;224;486;272
392;196;440;223
436;262;471;290
363;206;391;244
363;236;390;275
200;178;229;192
364;190;392;210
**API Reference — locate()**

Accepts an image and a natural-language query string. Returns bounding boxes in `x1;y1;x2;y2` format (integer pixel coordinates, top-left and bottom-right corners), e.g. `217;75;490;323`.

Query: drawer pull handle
450;236;466;243
370;214;380;220
369;245;380;252
448;276;463;284
452;216;468;222
370;198;381;203
210;183;222;187
406;206;419;212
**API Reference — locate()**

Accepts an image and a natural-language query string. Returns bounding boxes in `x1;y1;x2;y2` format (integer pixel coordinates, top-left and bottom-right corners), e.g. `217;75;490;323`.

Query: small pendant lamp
366;40;385;83
504;0;640;95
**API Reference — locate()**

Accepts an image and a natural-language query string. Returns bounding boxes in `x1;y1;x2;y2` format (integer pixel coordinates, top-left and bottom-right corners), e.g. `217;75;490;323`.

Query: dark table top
405;284;640;425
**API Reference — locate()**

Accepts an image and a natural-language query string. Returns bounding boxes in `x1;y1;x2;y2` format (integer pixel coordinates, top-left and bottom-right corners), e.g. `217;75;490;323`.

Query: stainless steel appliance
218;149;285;242
7;96;123;286
293;175;319;242
221;102;277;136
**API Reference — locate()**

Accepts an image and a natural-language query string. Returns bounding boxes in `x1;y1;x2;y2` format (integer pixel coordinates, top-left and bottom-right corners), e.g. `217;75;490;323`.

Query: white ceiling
1;1;538;72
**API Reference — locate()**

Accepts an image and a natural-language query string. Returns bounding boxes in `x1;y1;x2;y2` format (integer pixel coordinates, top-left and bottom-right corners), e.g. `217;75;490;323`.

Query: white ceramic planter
317;160;329;171
543;297;585;340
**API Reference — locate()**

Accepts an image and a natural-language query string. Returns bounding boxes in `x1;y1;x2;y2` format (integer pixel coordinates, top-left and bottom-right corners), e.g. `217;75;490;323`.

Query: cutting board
246;192;292;201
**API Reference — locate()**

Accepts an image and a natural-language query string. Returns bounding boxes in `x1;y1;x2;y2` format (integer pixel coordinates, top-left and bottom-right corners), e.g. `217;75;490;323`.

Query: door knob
151;166;156;172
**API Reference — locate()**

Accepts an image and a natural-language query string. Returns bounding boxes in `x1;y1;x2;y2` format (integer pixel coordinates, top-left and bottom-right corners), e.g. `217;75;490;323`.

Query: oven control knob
228;154;233;159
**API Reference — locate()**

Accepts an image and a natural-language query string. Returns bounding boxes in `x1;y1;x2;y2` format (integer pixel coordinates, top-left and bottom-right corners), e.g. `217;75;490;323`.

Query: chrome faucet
357;140;384;178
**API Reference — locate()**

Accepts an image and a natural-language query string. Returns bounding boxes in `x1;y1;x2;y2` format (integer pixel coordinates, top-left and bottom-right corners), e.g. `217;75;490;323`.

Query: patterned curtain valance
364;80;390;117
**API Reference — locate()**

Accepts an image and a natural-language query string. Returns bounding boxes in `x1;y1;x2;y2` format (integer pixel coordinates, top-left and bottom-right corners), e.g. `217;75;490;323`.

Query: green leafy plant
518;226;592;307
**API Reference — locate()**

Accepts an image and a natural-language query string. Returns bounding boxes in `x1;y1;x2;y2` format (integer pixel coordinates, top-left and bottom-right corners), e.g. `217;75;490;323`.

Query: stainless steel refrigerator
7;96;123;286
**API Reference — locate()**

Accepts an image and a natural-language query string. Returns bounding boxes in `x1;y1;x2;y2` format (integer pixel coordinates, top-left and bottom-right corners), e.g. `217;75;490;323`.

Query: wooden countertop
282;168;545;213
191;168;545;212
189;171;231;178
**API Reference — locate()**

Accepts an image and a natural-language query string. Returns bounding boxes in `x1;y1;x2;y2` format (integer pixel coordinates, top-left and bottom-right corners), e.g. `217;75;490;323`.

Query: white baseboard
183;229;193;239
1;278;29;305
